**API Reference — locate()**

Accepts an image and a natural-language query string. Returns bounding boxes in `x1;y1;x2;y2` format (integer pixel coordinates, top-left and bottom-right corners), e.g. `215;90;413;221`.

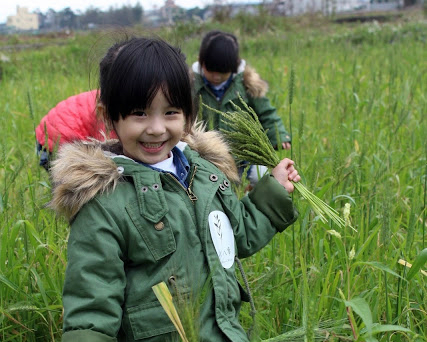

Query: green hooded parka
50;126;298;342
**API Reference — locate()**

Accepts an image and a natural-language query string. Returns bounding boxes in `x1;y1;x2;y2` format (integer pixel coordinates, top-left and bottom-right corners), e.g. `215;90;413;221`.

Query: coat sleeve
62;330;117;342
248;95;291;147
61;197;126;341
230;174;298;258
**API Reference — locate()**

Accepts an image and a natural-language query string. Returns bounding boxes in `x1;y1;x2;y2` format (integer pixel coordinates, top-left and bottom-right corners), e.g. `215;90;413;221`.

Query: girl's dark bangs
106;38;193;120
159;52;192;114
205;43;237;73
116;52;163;116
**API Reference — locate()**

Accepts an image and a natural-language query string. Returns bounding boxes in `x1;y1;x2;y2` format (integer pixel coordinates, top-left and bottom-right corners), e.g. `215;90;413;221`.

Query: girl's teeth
143;142;162;148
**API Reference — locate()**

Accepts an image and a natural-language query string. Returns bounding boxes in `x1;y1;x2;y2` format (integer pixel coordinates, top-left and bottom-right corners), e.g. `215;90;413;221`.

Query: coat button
209;174;218;182
117;166;124;174
168;275;176;285
223;180;230;187
141;186;148;193
219;184;226;191
154;222;164;231
152;183;160;191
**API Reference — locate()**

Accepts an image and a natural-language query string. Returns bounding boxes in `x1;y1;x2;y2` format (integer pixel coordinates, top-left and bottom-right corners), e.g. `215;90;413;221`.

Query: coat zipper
168;165;198;203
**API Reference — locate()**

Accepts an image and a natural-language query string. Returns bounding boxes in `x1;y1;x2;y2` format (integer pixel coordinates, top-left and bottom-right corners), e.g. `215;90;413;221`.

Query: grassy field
0;9;426;342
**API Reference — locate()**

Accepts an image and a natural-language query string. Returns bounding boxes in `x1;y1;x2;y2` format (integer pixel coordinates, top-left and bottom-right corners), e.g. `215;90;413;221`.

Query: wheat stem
204;99;351;229
152;282;189;342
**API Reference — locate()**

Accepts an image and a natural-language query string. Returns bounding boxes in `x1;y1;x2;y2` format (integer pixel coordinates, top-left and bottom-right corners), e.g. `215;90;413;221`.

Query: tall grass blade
152;282;189;342
404;248;427;280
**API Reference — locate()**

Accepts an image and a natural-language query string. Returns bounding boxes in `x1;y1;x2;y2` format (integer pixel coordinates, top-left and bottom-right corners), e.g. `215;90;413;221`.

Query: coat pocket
126;201;176;261
125;300;176;340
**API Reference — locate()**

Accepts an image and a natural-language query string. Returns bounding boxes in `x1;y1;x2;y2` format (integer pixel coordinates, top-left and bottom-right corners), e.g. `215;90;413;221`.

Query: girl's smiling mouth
140;141;165;153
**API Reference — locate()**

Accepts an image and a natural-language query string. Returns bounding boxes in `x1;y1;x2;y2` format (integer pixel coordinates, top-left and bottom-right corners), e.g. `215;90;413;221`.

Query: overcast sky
1;0;260;24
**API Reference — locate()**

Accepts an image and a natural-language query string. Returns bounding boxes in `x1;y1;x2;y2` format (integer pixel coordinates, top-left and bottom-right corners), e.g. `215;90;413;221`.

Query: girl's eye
132;111;146;117
166;109;181;115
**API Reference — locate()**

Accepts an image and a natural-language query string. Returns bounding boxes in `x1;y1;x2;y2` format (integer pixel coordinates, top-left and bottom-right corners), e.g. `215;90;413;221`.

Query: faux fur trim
184;122;240;184
243;65;269;98
49;140;121;220
50;124;238;220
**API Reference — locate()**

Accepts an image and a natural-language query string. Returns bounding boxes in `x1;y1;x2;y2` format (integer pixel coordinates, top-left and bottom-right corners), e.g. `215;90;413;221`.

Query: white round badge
208;211;235;269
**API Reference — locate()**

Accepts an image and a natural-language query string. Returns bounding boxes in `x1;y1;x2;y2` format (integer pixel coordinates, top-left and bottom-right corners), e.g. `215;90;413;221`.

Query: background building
7;6;39;31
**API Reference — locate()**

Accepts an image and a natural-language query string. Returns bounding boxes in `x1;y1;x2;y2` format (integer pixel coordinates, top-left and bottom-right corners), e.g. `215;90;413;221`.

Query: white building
268;0;404;16
7;6;39;31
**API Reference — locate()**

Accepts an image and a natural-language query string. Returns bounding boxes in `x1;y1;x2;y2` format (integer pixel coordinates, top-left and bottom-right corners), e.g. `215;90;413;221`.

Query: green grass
0;12;426;341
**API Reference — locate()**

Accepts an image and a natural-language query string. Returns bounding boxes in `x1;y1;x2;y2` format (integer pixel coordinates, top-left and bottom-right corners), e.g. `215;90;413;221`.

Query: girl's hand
282;142;291;150
271;158;301;193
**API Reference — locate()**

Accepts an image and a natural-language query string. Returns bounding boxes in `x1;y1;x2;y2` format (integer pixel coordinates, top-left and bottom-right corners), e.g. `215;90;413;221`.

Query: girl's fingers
273;158;300;187
286;164;296;173
288;169;300;182
292;174;301;183
278;158;294;170
282;142;291;150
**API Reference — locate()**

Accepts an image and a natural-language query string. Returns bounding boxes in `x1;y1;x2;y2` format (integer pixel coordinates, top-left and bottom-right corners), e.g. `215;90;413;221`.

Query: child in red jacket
35;90;117;169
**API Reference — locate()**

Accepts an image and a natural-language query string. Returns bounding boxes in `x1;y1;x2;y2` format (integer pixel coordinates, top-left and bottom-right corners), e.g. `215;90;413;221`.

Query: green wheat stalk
203;99;348;229
152;282;189;342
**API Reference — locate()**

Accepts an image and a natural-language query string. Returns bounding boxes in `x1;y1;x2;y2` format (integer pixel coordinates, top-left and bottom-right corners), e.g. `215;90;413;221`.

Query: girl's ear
96;102;105;121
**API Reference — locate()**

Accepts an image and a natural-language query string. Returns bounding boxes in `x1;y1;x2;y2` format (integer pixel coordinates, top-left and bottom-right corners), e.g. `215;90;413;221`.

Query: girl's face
114;89;186;165
202;65;231;86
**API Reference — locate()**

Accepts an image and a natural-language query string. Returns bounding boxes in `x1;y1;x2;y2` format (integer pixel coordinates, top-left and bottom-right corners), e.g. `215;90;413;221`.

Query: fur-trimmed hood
49;123;239;220
191;60;269;98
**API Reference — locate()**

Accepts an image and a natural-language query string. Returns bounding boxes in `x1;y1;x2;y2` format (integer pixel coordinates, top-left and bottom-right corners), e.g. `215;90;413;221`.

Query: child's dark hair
199;30;239;73
99;37;195;132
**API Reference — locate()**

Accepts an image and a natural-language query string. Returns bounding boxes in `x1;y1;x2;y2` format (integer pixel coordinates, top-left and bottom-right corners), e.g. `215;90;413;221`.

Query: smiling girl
50;36;300;342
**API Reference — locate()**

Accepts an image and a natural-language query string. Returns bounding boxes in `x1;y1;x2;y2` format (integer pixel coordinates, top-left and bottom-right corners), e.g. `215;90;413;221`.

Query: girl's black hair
198;30;239;73
99;37;195;132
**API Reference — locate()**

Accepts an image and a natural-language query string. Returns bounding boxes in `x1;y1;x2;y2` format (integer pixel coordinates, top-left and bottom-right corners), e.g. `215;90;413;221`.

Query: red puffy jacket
35;90;117;152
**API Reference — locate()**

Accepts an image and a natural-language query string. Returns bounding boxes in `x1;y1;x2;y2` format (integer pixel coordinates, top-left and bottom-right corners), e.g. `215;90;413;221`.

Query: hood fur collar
49;123;239;220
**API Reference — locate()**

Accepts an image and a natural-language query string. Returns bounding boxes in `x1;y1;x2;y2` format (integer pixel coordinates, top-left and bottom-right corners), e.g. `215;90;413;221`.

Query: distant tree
132;2;144;23
171;7;187;22
403;0;416;5
44;9;58;30
106;6;128;26
80;4;143;27
212;4;232;22
36;2;144;31
35;10;47;29
59;8;77;29
80;7;102;28
185;6;206;20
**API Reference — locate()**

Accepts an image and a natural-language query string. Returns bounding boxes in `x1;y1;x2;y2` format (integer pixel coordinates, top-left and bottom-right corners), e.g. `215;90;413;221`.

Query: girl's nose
147;116;166;135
